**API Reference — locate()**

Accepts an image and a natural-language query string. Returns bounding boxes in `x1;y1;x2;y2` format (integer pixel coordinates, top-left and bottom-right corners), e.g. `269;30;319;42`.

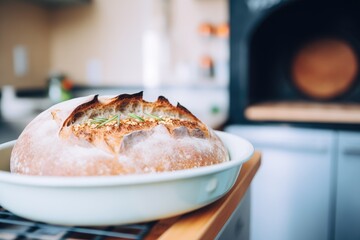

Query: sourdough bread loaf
10;92;229;176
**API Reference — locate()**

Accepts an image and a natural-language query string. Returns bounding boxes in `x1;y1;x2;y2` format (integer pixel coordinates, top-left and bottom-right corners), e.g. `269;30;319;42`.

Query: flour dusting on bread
10;92;229;176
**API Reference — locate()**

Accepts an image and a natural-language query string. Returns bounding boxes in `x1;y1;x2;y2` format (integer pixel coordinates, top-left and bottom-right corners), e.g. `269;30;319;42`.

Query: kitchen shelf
245;102;360;124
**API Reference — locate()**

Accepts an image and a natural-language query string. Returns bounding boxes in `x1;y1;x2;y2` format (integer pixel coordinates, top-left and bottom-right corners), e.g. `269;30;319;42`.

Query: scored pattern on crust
59;92;210;154
62;92;200;127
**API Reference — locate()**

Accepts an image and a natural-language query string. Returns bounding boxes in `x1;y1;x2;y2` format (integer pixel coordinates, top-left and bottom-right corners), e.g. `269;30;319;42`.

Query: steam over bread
10;92;229;176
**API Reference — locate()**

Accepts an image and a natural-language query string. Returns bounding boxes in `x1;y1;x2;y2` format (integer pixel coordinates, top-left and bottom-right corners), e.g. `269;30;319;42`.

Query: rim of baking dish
0;131;254;187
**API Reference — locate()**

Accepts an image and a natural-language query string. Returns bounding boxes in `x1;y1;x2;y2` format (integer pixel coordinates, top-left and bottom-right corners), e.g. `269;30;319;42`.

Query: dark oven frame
228;0;360;130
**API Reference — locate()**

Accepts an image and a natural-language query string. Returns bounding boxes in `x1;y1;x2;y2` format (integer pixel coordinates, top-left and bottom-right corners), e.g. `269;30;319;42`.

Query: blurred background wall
0;0;228;89
0;0;50;88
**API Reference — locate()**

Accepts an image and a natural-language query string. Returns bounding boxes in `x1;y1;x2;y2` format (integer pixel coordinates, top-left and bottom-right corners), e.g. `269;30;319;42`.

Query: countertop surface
0;122;21;144
0;86;229;143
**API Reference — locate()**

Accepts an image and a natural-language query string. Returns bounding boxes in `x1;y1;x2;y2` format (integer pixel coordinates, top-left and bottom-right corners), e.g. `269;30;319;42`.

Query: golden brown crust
10;92;229;176
62;92;201;128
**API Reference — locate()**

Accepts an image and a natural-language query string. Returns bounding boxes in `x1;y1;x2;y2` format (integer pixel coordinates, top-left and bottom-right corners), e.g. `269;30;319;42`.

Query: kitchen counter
0;85;229;137
0;121;22;144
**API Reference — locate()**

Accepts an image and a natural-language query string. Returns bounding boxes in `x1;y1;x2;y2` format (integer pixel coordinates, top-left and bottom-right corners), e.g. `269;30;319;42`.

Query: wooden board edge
149;152;261;240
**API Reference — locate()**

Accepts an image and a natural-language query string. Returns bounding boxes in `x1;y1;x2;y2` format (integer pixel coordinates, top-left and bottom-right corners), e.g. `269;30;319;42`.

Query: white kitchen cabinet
225;125;336;240
335;132;360;240
217;190;251;240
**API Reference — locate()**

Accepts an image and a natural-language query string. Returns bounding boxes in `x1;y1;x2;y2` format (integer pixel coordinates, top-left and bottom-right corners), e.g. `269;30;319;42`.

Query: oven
229;0;360;128
226;1;360;240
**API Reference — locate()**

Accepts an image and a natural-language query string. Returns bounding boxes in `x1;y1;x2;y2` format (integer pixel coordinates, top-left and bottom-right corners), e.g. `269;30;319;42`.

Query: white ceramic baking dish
0;131;253;226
